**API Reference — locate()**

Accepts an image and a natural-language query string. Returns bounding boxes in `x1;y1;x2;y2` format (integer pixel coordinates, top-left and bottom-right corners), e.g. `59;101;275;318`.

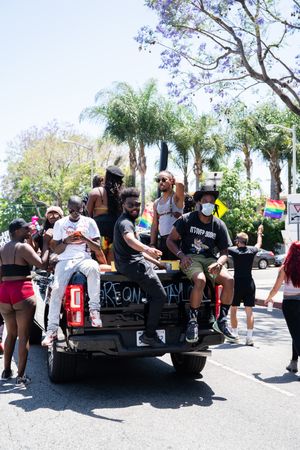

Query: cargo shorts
180;254;217;283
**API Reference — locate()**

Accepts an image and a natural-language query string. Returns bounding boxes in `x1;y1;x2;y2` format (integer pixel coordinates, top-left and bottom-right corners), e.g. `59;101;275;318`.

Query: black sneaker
139;332;165;348
16;374;31;386
186;319;199;343
1;369;13;380
213;320;237;343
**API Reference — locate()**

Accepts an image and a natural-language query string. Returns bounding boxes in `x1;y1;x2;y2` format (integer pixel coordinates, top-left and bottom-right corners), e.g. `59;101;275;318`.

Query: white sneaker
245;337;254;346
41;331;58;347
89;310;102;328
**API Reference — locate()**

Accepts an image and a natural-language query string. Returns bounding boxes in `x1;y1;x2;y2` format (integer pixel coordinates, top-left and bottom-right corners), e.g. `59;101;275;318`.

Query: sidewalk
255;289;283;310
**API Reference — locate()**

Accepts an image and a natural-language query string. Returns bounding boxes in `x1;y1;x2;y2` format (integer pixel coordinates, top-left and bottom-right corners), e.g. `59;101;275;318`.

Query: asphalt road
0;304;299;450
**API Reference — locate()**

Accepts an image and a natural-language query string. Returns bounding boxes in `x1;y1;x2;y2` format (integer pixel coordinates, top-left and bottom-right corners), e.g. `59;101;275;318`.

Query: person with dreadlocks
167;188;235;344
265;241;300;376
86;166;124;264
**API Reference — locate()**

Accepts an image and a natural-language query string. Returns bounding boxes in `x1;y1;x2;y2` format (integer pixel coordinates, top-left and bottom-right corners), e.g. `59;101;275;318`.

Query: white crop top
155;193;183;236
284;278;300;297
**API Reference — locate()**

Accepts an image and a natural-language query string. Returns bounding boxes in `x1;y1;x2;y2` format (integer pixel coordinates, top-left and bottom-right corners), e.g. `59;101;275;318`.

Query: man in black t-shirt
167;189;236;343
113;187;167;348
228;225;263;346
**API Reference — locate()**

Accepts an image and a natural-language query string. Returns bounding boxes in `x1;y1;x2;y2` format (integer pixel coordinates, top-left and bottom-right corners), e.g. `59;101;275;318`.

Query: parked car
275;253;286;267
226;248;275;270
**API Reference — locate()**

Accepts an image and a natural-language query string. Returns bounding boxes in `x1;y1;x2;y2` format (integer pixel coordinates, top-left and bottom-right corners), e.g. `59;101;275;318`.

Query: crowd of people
0;165;299;384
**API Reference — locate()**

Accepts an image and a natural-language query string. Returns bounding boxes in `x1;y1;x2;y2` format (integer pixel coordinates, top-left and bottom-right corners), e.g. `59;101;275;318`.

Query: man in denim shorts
167;188;236;343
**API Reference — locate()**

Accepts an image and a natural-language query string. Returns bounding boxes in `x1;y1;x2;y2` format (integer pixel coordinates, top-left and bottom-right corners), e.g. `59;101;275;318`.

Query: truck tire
47;342;78;383
170;352;207;376
29;321;43;345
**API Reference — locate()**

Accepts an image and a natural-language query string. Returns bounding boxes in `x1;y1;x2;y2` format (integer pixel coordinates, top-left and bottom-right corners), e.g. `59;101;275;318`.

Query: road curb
255;298;282;310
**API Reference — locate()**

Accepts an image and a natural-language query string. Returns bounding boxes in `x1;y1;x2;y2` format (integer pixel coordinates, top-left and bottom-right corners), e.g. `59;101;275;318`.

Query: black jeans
282;299;300;356
117;259;167;336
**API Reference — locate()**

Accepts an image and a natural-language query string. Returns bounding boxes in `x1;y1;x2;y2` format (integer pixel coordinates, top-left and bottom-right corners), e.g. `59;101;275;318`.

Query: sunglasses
125;201;141;209
155;177;169;183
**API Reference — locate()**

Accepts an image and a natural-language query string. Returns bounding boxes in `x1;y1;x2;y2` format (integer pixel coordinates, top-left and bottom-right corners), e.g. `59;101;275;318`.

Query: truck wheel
29;321;42;345
47;342;78;383
170;352;207;376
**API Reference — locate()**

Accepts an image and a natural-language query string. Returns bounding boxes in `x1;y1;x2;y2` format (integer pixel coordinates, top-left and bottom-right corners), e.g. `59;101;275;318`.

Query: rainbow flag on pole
263;199;285;219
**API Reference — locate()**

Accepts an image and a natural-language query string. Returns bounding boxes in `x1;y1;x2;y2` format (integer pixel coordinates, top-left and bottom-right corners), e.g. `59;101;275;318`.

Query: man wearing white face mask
167;188;236;343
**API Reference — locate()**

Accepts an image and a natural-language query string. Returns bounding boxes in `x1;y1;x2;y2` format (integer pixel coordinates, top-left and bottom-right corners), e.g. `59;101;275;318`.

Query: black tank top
0;243;32;277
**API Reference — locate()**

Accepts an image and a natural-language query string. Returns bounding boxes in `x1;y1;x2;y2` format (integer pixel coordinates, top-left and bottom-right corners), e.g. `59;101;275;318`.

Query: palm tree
81;79;169;211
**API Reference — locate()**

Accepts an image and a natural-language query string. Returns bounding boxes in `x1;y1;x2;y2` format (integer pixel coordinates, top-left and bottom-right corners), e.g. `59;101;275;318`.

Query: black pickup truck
31;268;224;383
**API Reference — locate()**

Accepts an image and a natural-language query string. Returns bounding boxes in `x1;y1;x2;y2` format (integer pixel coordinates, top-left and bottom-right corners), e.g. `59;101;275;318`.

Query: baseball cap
8;218;31;233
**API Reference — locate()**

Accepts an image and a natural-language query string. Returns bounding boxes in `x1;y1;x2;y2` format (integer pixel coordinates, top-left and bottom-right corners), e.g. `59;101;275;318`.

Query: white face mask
201;203;215;216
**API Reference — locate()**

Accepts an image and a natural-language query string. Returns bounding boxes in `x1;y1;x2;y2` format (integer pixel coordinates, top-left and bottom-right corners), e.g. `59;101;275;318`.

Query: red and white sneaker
89;310;102;328
41;331;58;347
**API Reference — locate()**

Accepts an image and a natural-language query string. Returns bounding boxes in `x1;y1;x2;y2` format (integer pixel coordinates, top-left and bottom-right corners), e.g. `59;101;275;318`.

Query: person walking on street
113;188;167;347
228;224;263;346
166;188;235;343
265;241;300;374
41;196;103;347
150;171;184;260
0;219;49;385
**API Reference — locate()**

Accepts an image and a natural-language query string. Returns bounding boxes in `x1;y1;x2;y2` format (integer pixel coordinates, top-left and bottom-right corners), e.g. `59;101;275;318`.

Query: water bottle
267;301;273;312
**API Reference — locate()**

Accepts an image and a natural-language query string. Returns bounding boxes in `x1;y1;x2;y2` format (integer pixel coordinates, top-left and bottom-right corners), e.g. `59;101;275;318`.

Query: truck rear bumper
57;329;224;357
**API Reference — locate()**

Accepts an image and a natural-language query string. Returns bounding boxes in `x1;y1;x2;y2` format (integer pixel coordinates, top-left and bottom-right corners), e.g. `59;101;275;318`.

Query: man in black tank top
228;225;263;346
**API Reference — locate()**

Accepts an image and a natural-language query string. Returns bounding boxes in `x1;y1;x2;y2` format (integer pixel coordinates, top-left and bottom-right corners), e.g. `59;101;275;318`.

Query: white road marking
208;360;294;397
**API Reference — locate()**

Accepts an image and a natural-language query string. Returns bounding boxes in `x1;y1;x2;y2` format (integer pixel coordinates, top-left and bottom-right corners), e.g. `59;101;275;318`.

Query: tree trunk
242;144;252;182
137;141;147;212
193;151;202;191
128;140;137;187
184;168;188;192
269;158;282;200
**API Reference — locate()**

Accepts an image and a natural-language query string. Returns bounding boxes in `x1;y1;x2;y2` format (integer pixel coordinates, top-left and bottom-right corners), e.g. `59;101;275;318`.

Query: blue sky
0;0;284;194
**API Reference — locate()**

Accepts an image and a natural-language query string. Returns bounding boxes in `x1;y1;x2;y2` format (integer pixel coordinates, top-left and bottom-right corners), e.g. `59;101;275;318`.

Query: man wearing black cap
167;188;236;343
87;165;124;264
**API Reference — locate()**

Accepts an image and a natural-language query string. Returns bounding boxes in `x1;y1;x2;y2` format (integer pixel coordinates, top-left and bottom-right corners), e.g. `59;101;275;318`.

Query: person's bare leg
14;297;35;378
245;306;254;330
190;272;206;308
0;304;17;372
230;306;238;329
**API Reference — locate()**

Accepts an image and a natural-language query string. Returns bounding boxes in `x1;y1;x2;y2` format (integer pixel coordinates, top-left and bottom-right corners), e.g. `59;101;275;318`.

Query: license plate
136;329;166;346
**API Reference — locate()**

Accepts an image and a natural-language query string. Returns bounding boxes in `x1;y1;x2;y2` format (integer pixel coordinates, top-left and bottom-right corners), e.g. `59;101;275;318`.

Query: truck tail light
215;284;222;319
64;285;84;327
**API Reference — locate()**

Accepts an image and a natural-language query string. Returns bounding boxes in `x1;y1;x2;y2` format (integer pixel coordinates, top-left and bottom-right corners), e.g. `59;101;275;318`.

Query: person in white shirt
42;196;102;346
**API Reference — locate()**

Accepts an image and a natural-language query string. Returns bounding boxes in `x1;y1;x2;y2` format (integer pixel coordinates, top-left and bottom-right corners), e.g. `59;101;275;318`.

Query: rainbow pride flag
138;206;153;229
263;199;285;219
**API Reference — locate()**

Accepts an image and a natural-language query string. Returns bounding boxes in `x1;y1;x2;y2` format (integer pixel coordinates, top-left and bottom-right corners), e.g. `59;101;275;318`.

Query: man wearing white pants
42;196;102;347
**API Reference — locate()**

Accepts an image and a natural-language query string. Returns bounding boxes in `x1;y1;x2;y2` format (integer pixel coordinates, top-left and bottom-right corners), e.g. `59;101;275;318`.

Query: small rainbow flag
263;199;285;219
138;206;153;229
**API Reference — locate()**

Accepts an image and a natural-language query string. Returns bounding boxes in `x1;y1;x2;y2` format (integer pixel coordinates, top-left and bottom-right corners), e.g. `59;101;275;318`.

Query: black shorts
232;278;256;307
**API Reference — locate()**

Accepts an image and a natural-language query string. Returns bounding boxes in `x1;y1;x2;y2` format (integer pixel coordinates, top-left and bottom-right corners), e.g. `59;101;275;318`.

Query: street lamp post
62;139;94;188
266;124;297;194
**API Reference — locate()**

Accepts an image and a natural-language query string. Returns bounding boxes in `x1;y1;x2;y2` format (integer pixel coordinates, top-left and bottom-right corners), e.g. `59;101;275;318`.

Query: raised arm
174;178;184;209
20;243;49;270
255;224;264;249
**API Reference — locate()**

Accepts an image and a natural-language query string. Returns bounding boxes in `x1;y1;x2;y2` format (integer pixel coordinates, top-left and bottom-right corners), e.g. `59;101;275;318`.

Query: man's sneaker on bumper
90;310;102;327
213;320;237;342
139;332;165;348
186;319;198;343
41;331;58;347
